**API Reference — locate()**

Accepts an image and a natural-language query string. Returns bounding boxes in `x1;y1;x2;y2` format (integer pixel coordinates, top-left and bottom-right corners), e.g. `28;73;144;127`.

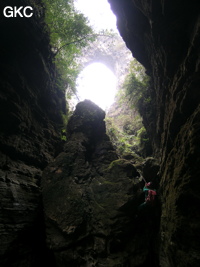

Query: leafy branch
43;0;96;93
54;33;114;56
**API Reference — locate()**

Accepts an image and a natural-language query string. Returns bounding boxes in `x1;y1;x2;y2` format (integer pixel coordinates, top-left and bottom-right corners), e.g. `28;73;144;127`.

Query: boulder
42;100;159;266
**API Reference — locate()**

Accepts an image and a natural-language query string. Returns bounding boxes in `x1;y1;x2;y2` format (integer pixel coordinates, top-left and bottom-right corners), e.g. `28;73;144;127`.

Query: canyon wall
0;0;200;266
108;0;200;266
0;1;66;265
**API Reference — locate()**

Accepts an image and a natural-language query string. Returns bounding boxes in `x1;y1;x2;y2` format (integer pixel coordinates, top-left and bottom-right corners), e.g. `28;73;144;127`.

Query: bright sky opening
74;0;117;31
76;63;117;111
74;0;118;110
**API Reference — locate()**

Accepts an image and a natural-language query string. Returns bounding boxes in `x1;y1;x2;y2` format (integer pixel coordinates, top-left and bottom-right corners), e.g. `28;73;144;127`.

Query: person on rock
139;181;157;209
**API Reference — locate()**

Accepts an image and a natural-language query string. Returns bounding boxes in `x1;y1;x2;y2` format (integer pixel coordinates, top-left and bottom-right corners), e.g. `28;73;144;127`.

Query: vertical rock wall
0;1;66;265
108;0;200;266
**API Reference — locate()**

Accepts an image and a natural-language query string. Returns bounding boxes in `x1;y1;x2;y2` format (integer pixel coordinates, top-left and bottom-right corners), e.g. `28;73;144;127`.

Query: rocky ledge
42;100;160;266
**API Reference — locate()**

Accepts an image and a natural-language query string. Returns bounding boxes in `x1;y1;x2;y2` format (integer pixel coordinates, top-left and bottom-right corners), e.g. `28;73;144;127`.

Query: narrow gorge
0;1;200;267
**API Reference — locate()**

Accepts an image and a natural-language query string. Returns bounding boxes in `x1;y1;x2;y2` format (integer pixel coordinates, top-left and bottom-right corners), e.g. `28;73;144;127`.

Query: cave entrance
76;62;117;110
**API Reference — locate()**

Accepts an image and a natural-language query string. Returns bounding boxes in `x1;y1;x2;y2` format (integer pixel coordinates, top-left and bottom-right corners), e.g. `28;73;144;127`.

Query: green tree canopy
43;0;95;93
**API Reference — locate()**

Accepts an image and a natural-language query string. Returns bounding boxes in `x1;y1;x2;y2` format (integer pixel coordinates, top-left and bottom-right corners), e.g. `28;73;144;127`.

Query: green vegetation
106;116;146;159
43;0;116;99
106;58;152;157
42;0;117;140
120;58;150;109
61;128;67;141
43;0;96;94
108;159;129;170
42;1;152;151
122;59;153;156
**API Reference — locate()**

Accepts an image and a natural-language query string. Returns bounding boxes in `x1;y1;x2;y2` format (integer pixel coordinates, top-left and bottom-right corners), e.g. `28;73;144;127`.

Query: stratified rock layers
0;1;66;265
108;0;200;266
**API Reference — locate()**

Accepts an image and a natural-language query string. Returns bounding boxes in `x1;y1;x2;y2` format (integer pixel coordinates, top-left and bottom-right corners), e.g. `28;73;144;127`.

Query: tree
122;59;150;109
43;0;95;93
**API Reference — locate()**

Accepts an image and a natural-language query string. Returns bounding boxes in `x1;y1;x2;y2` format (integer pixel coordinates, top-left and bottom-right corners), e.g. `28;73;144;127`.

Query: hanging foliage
43;0;95;94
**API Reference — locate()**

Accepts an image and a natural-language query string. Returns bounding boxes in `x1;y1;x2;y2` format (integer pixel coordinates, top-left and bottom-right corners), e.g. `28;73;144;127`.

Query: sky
74;0;118;110
74;0;117;31
76;63;117;110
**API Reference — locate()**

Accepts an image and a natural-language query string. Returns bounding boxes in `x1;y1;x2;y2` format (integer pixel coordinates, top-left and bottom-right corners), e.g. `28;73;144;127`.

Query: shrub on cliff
122;59;150;109
106;59;152;157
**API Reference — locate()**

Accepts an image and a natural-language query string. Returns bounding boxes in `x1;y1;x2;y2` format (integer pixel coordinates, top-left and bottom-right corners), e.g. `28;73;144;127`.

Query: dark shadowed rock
1;0;200;266
42;100;158;266
109;0;200;266
67;100;106;138
0;1;66;265
142;157;160;188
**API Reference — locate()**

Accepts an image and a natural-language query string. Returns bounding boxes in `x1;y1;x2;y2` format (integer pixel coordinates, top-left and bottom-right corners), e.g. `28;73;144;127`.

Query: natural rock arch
77;35;132;89
84;54;116;75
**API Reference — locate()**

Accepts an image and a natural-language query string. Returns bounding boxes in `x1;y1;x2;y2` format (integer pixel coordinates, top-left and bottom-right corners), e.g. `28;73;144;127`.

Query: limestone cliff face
0;1;66;265
108;0;200;266
42;100;160;266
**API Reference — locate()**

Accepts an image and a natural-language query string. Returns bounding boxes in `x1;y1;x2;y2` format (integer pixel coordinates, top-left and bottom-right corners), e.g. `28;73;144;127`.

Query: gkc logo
3;6;33;18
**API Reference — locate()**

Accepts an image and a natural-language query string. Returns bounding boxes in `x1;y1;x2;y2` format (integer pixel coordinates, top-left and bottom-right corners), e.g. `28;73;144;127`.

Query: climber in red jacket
145;183;157;206
139;181;157;209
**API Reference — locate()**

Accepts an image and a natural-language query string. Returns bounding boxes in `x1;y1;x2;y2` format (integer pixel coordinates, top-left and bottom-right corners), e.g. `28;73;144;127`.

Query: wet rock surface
0;1;66;265
108;0;200;266
42;100;160;266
